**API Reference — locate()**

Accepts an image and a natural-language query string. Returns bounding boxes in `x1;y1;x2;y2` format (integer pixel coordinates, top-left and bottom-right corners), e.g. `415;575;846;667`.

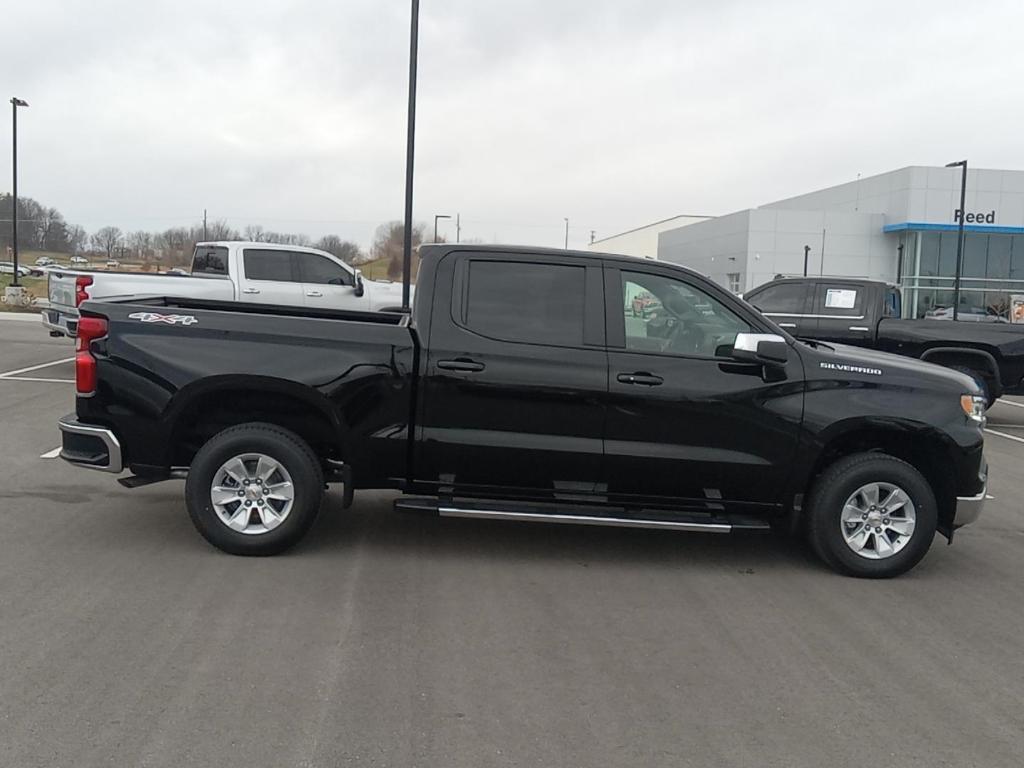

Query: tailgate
47;271;79;311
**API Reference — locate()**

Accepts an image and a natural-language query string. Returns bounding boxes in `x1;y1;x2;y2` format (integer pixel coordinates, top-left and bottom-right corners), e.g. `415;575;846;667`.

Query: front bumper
954;459;987;528
58;416;123;473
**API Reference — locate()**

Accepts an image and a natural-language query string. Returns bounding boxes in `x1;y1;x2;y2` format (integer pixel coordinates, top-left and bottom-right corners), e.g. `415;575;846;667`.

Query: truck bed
123;295;411;325
75;294;417;482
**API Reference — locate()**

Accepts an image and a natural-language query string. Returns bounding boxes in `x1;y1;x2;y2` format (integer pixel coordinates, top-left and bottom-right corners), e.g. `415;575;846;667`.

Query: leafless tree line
1;194;461;273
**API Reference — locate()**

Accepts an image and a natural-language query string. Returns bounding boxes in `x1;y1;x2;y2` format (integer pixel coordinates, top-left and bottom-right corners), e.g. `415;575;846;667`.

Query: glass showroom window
727;273;741;294
906;231;1024;320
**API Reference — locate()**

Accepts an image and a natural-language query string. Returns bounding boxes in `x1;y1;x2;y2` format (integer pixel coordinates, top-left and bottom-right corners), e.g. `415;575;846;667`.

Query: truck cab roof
417;243;706;277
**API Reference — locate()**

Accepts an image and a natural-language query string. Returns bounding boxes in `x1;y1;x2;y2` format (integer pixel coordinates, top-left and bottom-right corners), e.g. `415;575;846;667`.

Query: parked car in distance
105;259;120;269
743;276;1024;405
69;256;89;266
924;305;1007;323
58;244;987;578
0;261;31;278
630;290;657;317
41;241;406;337
35;256;56;267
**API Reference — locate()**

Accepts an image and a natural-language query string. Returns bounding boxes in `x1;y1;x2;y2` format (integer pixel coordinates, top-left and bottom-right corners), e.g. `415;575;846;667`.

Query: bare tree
372;221;425;282
243;224;266;242
128;230;153;261
315;235;362;264
92;226;123;259
67;224;88;254
205;220;239;241
36;207;68;250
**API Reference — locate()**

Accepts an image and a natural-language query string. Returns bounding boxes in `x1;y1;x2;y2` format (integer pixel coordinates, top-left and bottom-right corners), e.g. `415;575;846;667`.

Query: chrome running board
438;506;732;533
395;497;772;533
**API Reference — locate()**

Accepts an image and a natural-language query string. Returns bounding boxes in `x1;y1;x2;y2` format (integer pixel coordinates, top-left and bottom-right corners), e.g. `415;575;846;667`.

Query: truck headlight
960;394;986;425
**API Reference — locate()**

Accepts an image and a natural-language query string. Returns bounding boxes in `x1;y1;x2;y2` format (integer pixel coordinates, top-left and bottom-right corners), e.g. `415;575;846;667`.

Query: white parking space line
985;428;1024;445
994;399;1024;410
0;357;75;379
0;376;75;384
39;447;61;459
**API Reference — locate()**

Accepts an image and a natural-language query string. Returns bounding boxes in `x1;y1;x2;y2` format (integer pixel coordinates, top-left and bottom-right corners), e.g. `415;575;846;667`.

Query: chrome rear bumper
59;416;123;473
40;305;77;337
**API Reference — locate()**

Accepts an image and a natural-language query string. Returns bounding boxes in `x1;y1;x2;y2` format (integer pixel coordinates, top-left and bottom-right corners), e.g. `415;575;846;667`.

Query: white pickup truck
42;241;407;337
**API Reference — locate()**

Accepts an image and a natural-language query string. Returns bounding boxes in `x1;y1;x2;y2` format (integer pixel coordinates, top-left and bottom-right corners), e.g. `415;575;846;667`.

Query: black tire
806;453;937;578
185;423;324;556
950;366;994;408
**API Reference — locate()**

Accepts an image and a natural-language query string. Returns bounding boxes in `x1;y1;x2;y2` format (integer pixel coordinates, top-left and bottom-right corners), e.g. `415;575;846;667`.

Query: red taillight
75;275;93;306
76;316;107;396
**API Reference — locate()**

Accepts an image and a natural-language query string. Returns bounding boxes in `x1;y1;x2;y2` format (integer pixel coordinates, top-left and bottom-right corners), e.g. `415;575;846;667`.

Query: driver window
296;252;353;286
621;271;751;357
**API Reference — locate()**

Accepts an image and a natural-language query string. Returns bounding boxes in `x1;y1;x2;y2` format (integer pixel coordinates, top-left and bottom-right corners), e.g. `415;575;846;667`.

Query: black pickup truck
59;245;988;578
743;276;1024;405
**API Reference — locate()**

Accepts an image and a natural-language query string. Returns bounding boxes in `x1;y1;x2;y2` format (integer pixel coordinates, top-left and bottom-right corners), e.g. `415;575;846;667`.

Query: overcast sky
3;0;1024;250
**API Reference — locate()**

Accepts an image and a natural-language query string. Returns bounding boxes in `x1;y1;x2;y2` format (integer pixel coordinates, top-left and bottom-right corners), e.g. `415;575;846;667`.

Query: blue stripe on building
883;222;1024;235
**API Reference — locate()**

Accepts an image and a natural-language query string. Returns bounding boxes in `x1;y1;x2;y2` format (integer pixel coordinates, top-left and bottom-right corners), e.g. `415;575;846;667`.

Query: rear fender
164;375;345;463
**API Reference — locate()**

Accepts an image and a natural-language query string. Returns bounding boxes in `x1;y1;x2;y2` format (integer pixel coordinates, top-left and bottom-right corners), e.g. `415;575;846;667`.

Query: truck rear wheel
185;423;324;556
806;453;937;578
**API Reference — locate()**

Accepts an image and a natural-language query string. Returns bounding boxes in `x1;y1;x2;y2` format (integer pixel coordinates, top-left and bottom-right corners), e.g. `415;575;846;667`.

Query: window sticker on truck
820;361;882;376
127;312;199;326
825;289;857;309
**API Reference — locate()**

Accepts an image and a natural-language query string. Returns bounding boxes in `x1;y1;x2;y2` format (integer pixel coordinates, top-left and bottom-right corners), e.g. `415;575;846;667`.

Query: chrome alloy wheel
840;482;917;560
210;453;295;535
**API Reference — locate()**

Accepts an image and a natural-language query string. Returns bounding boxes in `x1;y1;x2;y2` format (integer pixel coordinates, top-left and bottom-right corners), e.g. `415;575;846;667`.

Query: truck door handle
849;326;869;332
437;359;485;373
242;288;260;295
778;322;797;329
617;372;663;386
306;290;324;297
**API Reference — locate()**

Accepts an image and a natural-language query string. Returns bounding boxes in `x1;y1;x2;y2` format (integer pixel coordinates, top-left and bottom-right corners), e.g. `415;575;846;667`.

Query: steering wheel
663;317;707;355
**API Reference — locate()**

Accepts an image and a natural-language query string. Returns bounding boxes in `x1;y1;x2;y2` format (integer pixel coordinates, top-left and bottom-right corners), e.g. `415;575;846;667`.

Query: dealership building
654;166;1024;319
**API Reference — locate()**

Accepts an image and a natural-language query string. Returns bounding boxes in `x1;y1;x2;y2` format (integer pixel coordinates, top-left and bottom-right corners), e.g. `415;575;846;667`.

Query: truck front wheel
806;453;937;578
185;423;324;555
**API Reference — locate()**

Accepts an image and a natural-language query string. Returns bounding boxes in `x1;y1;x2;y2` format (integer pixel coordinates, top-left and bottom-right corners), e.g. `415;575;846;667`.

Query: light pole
433;214;451;243
401;0;420;311
803;245;810;277
946;160;968;321
10;97;28;289
564;218;569;249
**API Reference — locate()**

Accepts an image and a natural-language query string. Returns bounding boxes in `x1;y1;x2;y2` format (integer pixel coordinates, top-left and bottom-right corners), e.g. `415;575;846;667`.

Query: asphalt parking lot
1;313;1023;767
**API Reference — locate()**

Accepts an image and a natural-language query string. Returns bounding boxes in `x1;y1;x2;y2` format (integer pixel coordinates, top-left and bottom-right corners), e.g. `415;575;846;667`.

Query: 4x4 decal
128;312;199;326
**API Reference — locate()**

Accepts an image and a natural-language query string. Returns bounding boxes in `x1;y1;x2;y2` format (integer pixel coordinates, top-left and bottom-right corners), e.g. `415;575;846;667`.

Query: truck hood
802;340;981;396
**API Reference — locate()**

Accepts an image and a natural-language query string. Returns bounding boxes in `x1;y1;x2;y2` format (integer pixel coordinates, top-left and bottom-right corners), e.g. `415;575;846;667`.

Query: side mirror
353;270;365;297
732;332;789;365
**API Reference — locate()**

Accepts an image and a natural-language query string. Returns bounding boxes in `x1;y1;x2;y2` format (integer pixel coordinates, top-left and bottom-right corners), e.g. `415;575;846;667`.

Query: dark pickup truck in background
744;276;1024;405
59;245;987;578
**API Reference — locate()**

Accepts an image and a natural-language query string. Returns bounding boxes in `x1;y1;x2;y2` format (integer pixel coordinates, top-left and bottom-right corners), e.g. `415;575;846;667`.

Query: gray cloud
4;0;1023;249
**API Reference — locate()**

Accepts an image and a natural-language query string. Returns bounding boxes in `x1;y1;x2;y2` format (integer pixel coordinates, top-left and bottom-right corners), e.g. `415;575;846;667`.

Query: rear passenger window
243;249;298;282
819;286;863;315
884;290;901;318
746;282;807;315
192;246;228;276
463;260;585;347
